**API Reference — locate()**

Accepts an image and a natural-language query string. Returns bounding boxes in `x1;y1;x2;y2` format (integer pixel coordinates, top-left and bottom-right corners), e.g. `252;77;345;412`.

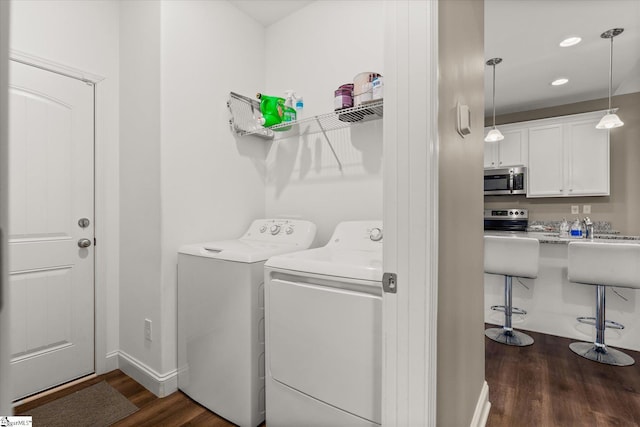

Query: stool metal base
576;316;625;330
485;327;534;347
569;342;635;366
491;305;527;316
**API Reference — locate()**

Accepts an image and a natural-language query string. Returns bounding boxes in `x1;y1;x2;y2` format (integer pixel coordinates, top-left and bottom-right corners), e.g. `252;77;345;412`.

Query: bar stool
568;241;640;366
484;236;539;346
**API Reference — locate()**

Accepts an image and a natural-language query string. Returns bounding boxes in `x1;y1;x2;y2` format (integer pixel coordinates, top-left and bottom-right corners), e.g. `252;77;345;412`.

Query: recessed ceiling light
560;37;582;47
551;78;569;86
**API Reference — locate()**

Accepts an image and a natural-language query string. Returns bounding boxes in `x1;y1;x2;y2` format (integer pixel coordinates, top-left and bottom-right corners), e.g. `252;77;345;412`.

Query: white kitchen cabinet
527;123;564;196
483;125;528;168
527;111;609;197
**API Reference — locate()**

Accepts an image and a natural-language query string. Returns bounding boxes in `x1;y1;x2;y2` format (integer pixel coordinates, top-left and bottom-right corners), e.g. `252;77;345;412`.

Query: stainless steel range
484;208;529;231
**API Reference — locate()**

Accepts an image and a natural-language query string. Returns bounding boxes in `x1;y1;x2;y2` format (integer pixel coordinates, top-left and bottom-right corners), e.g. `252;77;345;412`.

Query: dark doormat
26;381;138;427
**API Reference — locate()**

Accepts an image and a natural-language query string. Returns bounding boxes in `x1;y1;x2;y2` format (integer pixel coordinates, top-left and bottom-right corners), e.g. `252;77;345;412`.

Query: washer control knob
270;224;281;235
370;227;383;242
285;226;294;235
259;225;267;233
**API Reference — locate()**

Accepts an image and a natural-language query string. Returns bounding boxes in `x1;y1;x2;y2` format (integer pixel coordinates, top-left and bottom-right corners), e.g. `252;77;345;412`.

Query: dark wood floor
15;369;235;426
486;327;640;426
15;329;640;426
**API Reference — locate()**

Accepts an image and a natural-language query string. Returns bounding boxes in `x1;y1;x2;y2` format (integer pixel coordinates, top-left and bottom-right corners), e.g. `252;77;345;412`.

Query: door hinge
382;272;397;294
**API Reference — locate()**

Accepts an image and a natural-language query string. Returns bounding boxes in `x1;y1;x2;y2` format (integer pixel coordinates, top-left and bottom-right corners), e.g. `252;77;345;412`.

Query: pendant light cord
492;63;497;128
608;36;613;112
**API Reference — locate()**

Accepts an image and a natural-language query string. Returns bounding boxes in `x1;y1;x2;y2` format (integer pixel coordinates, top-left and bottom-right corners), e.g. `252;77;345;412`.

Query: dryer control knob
259;225;267;233
285;226;294;235
270;225;281;235
370;227;383;242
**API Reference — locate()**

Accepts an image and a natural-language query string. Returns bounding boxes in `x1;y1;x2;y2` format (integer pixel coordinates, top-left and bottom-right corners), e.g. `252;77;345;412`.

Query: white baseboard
104;351;119;374
470;381;491;427
113;350;178;398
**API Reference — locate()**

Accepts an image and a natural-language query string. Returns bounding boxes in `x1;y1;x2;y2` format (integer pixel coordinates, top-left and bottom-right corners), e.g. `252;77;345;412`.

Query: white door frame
0;0;11;415
382;1;439;425
7;50;111;377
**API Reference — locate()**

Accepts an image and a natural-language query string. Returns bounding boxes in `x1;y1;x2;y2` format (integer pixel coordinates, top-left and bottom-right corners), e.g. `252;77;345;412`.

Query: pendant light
596;28;624;129
485;58;504;142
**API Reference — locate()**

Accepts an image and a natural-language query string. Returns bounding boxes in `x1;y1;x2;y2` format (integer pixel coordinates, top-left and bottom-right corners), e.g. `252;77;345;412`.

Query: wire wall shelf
228;92;383;139
227;92;273;139
227;92;383;170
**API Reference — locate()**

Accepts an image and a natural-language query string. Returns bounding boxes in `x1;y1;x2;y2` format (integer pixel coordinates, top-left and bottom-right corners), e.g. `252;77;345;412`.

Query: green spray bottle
256;93;285;128
275;90;297;132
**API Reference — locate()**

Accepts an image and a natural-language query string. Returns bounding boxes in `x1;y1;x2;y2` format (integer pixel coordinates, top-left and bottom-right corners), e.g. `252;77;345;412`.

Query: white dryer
264;221;383;427
177;219;316;427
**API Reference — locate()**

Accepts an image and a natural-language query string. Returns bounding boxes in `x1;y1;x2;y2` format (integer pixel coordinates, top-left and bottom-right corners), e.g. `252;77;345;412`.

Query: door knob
370;227;383;242
78;238;92;248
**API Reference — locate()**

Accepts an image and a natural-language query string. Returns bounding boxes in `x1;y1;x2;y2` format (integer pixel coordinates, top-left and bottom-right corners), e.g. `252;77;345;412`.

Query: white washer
264;221;383;427
177;219;316;427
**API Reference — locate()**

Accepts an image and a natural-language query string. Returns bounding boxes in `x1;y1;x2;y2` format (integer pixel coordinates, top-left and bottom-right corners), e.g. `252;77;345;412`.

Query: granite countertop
484;230;640;244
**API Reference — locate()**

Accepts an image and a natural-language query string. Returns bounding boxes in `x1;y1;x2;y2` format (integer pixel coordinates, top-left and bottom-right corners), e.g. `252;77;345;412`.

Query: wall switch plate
571;205;579;214
144;318;152;341
456;102;471;137
583;205;591;214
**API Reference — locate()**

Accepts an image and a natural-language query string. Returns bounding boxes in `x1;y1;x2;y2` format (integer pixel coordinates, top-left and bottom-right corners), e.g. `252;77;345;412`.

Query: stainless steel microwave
484;166;526;195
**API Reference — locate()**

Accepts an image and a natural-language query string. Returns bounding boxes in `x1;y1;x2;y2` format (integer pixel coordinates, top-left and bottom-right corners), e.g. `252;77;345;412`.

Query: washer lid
178;218;317;263
265;246;383;282
179;239;308;263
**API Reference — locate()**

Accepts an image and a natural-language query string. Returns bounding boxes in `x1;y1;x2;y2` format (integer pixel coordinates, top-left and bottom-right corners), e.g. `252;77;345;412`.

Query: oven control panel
484;209;528;220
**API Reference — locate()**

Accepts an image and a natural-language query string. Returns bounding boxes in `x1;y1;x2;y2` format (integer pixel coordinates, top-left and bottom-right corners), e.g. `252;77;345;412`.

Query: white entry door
8;60;94;400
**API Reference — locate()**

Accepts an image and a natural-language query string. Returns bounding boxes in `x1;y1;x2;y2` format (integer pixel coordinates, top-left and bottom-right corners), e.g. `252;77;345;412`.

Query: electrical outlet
571;205;579;214
144;319;152;341
583;205;591;214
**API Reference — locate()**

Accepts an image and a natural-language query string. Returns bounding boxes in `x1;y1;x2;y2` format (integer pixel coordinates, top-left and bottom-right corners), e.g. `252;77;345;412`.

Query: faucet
583;217;594;241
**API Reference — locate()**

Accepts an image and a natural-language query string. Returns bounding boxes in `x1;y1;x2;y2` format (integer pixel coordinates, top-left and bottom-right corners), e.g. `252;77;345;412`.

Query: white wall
437;0;487;425
159;0;266;374
264;1;385;245
119;0;163;373
9;0;120;373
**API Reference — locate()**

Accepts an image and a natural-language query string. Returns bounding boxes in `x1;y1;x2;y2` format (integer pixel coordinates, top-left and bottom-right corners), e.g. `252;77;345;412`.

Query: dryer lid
265;246;382;282
265;220;383;281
